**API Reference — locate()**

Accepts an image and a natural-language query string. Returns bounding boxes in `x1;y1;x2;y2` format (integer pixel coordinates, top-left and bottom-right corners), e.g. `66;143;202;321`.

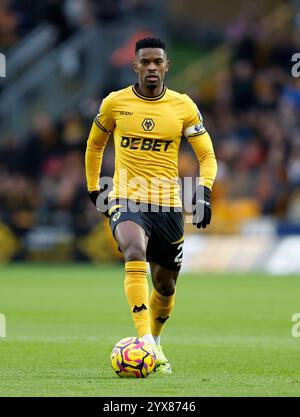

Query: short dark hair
135;37;166;54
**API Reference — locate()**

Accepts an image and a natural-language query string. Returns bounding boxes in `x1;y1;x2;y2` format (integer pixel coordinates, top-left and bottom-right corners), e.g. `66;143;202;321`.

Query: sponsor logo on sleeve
184;123;206;137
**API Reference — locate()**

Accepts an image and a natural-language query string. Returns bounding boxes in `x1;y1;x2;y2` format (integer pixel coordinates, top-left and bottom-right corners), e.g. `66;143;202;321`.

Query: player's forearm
188;131;217;190
85;122;109;192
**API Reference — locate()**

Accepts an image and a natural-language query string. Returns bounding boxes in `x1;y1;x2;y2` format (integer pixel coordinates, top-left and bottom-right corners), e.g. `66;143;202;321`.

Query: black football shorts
108;199;184;271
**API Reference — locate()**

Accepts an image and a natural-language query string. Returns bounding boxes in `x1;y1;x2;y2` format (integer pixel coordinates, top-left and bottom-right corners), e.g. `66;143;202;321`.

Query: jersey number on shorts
174;243;184;263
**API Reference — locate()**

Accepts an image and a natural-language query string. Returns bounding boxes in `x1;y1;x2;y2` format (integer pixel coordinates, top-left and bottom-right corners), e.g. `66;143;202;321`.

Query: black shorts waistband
109;198;182;213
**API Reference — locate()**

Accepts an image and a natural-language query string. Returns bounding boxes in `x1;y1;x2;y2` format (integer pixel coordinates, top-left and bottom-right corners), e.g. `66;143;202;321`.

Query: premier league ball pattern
110;337;156;378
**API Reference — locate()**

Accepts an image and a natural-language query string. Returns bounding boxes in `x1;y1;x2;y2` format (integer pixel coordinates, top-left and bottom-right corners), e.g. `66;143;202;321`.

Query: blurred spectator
0;0;18;51
226;1;261;43
63;0;96;30
40;0;72;42
231;60;255;110
21;112;61;179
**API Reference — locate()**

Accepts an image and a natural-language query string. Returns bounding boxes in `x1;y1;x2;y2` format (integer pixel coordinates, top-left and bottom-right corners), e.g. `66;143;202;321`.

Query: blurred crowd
1;1;300;247
0;0;148;51
180;8;300;224
0;108;101;238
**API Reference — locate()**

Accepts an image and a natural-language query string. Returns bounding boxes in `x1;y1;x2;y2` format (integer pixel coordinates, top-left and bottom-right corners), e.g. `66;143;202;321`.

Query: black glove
88;188;109;218
192;185;212;229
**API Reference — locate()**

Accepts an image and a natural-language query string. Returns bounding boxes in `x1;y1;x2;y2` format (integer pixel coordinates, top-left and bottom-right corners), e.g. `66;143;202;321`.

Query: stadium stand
0;1;299;266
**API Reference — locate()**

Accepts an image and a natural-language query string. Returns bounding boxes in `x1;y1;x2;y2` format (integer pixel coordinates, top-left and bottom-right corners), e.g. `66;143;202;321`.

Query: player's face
134;48;169;91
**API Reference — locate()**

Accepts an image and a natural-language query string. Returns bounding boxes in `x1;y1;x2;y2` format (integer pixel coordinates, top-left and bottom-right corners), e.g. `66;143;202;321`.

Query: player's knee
155;278;176;296
123;244;146;262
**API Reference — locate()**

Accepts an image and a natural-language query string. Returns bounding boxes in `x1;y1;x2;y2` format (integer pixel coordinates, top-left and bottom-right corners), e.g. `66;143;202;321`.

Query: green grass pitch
0;264;300;397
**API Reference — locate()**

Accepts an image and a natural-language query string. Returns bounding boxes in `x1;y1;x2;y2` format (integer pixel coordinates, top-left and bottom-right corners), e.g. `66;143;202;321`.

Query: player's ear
165;59;170;73
132;60;138;74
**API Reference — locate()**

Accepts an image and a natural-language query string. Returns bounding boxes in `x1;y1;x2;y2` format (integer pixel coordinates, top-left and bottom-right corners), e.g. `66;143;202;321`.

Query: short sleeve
182;95;206;138
94;94;115;133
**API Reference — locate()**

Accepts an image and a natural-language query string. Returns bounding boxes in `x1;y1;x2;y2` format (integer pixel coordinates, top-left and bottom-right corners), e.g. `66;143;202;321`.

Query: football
110;336;156;378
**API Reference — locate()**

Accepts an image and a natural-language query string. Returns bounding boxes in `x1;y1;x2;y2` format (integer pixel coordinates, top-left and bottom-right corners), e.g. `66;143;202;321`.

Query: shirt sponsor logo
194;124;202;132
120;136;172;152
120;111;133;115
184;123;205;137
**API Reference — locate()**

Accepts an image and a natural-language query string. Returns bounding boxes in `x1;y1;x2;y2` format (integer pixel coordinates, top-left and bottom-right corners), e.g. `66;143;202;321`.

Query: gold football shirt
85;84;217;206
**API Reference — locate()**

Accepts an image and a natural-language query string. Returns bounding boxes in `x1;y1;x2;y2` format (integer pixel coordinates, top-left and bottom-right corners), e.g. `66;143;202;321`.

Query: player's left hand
192;185;212;229
88;188;109;218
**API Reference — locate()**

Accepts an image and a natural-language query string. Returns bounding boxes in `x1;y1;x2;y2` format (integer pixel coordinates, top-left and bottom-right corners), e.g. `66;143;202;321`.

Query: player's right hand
88;189;109;217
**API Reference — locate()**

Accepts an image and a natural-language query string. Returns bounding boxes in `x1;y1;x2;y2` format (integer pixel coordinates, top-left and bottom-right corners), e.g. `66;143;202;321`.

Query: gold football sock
150;287;175;340
124;261;151;338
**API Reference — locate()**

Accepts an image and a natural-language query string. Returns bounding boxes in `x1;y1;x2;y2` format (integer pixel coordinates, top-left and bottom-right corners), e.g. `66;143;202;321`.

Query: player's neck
136;83;164;98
